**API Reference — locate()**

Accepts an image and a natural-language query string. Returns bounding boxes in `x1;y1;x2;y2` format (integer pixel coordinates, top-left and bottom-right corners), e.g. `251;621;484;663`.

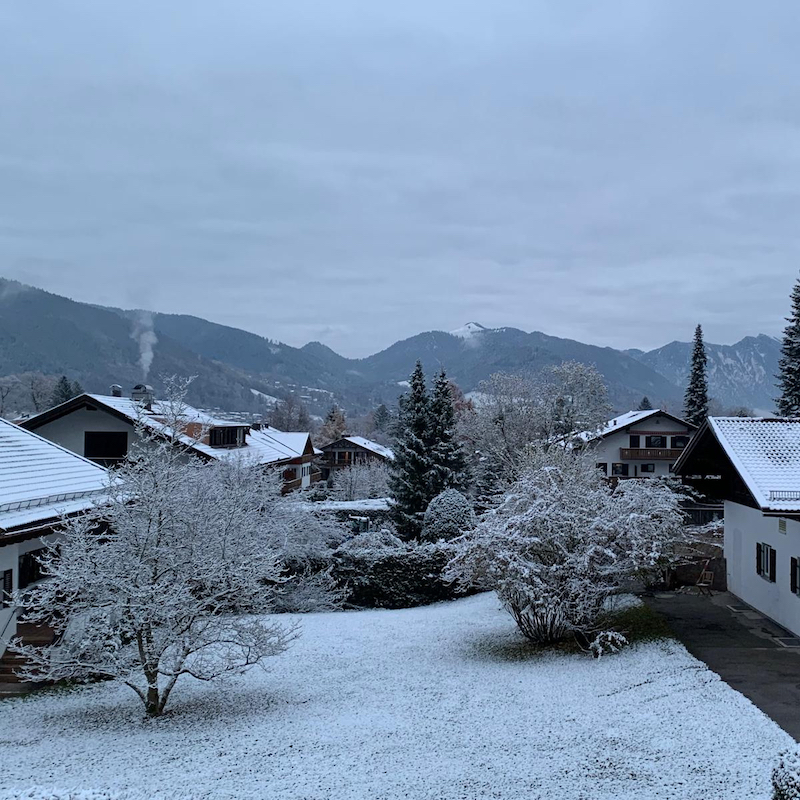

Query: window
611;463;629;477
641;463;656;473
779;519;788;535
757;542;776;582
1;569;12;608
645;435;667;449
629;435;641;449
209;426;246;448
18;549;46;590
792;557;800;596
84;431;128;463
672;435;690;449
596;462;608;475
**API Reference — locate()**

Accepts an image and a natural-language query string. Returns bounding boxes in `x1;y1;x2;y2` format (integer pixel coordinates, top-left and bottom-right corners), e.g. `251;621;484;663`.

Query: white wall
593;415;693;479
34;408;134;458
725;501;800;637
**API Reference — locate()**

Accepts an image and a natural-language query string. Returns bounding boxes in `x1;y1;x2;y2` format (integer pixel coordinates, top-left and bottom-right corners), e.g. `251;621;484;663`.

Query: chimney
131;384;154;410
110;384;123;398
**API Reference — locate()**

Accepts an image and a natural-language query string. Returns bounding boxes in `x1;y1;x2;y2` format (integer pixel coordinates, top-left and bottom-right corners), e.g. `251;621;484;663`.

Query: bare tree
13;380;298;717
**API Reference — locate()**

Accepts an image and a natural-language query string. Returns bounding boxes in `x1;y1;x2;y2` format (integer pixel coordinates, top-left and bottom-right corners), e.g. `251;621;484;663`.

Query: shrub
331;533;465;609
421;489;476;543
773;749;800;799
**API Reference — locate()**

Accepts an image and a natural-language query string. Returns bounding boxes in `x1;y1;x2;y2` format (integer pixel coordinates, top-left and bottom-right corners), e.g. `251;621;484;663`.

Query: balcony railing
619;448;684;461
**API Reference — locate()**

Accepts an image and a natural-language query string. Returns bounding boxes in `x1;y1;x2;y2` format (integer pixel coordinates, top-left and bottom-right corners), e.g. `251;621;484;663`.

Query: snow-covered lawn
0;594;792;800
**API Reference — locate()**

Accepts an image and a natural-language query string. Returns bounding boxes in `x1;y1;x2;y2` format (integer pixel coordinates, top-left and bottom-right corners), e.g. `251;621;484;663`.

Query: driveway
645;591;800;741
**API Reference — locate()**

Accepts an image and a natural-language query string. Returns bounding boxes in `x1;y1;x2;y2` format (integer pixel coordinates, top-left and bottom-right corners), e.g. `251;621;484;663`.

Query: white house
675;417;800;637
21;385;321;492
583;409;697;479
0;418;108;668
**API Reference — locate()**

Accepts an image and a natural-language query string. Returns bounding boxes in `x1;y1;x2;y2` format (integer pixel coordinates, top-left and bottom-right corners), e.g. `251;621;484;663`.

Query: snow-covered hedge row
773;749;800;799
331;533;467;609
421;489;476;543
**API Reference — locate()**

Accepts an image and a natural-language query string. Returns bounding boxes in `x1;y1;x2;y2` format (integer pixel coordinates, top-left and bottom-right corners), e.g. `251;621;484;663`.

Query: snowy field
0;593;792;800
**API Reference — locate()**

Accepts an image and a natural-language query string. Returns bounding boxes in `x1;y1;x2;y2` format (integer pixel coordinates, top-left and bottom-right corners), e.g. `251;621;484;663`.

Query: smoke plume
131;311;158;380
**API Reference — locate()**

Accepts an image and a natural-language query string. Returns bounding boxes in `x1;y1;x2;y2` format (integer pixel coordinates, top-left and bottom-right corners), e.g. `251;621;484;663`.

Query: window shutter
757;543;763;575
770;547;777;583
792;558;798;595
1;569;11;608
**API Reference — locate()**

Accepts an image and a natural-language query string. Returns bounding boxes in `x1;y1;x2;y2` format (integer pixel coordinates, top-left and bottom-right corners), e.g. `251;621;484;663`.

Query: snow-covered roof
579;409;694;442
342;436;395;461
0;418;108;532
697;417;800;513
30;394;314;468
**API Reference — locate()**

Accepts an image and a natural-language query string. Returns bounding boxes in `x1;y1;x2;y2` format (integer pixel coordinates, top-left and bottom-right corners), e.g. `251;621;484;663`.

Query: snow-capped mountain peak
450;322;488;339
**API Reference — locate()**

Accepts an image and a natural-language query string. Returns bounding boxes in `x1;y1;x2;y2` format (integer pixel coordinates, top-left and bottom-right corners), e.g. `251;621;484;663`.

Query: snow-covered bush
331;462;390;502
421;489;476;542
331;533;464;609
446;446;686;645
589;631;628;658
13;384;301;717
273;567;345;613
12;790;123;800
773;749;800;799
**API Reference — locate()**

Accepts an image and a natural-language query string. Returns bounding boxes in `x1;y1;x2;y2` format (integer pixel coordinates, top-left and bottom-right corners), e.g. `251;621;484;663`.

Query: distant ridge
0;279;780;415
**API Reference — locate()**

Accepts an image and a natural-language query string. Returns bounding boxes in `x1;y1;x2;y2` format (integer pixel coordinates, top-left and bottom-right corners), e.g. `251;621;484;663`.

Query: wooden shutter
757;543;763;575
791;558;798;595
1;569;11;608
770;547;777;583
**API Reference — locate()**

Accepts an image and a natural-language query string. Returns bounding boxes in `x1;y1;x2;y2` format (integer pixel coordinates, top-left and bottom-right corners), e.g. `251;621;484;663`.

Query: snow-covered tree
318;404;348;445
268;394;311;431
331;461;390;501
421;489;476;543
49;375;82;408
461;362;610;495
778;278;800;416
638;396;653;411
683;324;708;426
389;361;434;539
373;404;390;433
428;368;471;496
446;447;685;644
13;382;298;717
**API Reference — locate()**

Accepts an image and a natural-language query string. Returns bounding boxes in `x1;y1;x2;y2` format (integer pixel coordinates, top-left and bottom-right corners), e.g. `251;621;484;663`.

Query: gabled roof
579;409;696;443
321;436;395;461
675;417;800;513
22;394;316;468
0;418;108;533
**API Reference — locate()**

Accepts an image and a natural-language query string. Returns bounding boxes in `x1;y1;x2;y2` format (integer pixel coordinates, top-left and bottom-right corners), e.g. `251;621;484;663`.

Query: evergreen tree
428;368;471;495
683;324;708;426
637;396;653;411
50;375;77;408
778;278;800;416
388;362;434;539
318;404;347;445
71;380;84;397
373;403;390;432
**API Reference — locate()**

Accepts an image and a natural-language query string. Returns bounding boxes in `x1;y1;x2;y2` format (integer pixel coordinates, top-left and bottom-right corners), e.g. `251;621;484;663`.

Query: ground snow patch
0;594;791;800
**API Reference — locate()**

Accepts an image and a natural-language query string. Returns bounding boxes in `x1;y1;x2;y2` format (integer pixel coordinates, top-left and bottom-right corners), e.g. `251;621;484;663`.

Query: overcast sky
2;2;800;357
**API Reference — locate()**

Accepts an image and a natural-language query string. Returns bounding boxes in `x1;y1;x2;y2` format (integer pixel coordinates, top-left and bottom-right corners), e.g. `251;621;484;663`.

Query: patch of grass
600;602;675;645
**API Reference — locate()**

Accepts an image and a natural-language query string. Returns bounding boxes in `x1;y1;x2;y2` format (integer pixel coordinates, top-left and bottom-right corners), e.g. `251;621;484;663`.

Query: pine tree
778;277;800;416
388;362;434;539
318;404;347;445
638;396;653;411
683;324;708;426
50;375;77;408
428;368;471;496
71;380;84;398
373;404;390;432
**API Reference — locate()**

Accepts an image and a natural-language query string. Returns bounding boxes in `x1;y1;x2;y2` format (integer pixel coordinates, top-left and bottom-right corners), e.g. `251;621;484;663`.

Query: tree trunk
145;684;161;717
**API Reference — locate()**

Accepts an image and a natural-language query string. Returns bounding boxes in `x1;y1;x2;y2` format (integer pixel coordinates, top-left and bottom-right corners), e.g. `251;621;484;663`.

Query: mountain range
0;278;782;417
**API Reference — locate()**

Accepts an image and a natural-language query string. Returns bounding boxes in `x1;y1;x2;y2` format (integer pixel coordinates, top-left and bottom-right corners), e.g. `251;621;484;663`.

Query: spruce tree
373;403;390;432
388;362;434;539
683;324;708;426
50;375;77;408
318;404;347;445
428;369;471;495
777;277;800;416
637;396;653;411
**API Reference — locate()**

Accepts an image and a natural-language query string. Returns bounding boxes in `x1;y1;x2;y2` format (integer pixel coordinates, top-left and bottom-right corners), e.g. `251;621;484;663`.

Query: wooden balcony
619;448;684;461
